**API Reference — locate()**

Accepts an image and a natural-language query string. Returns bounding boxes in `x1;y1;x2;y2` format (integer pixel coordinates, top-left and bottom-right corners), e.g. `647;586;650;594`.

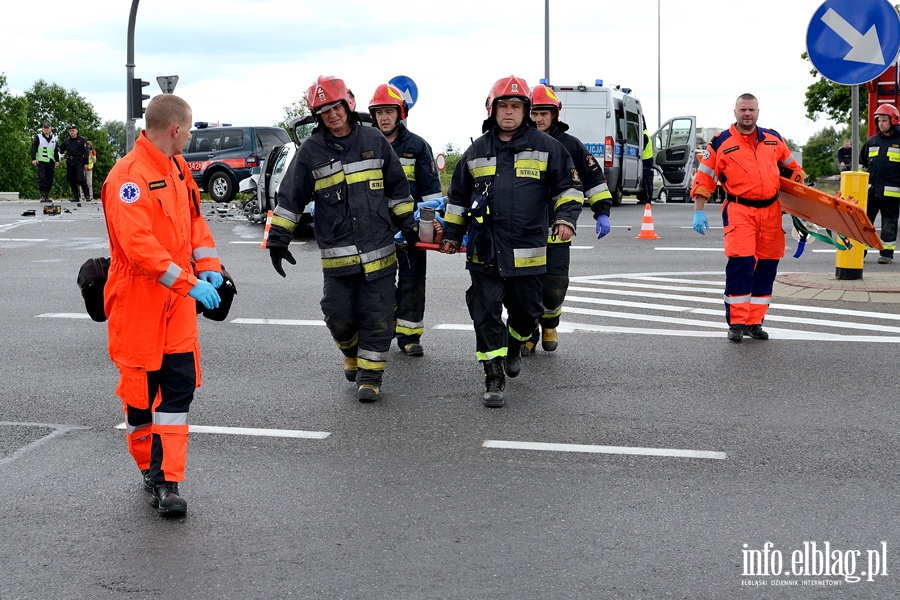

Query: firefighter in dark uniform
439;75;583;408
30;121;59;202
368;83;443;357
266;75;418;402
525;84;613;356
59;124;90;202
859;103;900;264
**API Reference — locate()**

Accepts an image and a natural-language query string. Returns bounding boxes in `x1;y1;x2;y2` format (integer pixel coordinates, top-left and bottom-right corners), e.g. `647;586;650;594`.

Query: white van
550;81;645;206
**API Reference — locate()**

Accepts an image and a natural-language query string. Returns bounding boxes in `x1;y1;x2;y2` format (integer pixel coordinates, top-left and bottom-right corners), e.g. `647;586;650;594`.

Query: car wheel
654;190;667;204
208;172;235;203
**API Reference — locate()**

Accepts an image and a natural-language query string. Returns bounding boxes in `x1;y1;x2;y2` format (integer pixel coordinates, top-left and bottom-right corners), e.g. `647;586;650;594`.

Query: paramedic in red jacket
690;93;804;343
101;94;223;516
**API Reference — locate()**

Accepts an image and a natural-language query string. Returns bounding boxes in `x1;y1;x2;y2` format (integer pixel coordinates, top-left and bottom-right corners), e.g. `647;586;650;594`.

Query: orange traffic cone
635;203;660;240
259;210;273;248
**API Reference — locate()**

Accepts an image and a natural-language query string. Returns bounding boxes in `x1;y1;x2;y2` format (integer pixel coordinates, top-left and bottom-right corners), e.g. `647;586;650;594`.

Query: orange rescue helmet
874;103;900;126
306;75;356;114
369;83;408;120
530;84;562;114
485;75;531;117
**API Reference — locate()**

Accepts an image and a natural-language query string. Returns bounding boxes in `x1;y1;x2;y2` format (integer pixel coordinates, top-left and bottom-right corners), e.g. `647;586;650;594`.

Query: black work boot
743;325;769;340
727;325;744;343
151;482;187;516
482;358;506;408
141;469;153;492
504;338;523;378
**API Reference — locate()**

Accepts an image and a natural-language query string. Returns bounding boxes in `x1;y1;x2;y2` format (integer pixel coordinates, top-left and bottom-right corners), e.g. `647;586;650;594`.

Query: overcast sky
3;0;866;151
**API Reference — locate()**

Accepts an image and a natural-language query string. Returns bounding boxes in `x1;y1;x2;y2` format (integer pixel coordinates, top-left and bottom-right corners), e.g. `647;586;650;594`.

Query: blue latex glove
309;201;315;217
692;210;709;235
189;280;221;310
595;214;611;239
199;270;223;289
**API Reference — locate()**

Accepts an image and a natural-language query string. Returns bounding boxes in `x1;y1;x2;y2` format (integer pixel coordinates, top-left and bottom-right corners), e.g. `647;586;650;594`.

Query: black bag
196;266;237;321
76;257;110;322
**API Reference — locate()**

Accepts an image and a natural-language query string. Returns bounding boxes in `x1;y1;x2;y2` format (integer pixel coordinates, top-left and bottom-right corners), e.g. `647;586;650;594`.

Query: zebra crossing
553;272;900;343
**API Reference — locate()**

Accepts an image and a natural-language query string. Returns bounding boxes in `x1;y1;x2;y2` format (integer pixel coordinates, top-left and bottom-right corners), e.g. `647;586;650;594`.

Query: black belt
725;193;777;208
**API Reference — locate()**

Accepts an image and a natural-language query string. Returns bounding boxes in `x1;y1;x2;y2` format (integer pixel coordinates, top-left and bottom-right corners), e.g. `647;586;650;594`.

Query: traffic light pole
126;0;140;152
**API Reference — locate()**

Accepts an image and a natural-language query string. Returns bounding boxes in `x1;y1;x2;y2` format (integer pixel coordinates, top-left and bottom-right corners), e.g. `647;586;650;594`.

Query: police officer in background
30;121;59;202
59;124;91;202
526;84;613;356
859;104;900;264
439;75;582;408
369;83;443;357
267;75;418;403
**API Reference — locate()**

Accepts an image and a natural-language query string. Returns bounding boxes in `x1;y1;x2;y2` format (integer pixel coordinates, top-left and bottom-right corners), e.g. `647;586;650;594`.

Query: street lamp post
126;0;140;152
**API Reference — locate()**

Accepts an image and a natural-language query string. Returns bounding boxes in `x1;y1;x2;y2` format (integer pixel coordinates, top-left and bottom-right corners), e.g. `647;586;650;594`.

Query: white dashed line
483;439;726;460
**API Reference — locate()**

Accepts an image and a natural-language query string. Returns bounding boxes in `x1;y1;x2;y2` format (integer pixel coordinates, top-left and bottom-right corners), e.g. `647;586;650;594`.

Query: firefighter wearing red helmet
690;93;805;342
860;103;900;264
267;75;418;402
525;83;613;356
439;75;583;408
369;83;442;357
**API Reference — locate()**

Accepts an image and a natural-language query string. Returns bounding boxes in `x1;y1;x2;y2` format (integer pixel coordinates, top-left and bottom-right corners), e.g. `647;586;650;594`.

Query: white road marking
0;238;48;242
231;318;325;326
37;313;91;319
483;439;726;460
0;421;90;466
654;247;723;251
115;422;330;439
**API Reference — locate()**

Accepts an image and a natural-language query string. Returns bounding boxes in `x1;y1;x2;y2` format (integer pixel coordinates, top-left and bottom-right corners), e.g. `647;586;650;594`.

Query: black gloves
269;247;296;278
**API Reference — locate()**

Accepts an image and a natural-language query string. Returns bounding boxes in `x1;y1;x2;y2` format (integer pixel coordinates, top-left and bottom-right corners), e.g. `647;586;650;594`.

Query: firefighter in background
369;83;443;357
59;124;91;203
859;104;900;264
30;121;59;202
691;93;804;343
439;75;582;408
267;75;418;403
102;94;223;516
524;83;612;356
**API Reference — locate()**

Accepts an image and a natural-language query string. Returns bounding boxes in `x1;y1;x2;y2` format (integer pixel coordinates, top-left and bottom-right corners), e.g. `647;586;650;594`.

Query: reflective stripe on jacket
859;126;900;197
31;133;59;163
444;124;582;276
691;124;800;201
267;122;416;281
391;124;443;204
101;132;220;369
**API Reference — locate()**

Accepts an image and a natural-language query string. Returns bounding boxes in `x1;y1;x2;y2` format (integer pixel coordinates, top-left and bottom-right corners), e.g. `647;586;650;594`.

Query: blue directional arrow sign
388;75;419;111
806;0;900;85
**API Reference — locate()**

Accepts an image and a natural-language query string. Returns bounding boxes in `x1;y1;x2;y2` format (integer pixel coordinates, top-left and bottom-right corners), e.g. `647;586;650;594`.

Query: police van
549;80;699;205
549;81;646;206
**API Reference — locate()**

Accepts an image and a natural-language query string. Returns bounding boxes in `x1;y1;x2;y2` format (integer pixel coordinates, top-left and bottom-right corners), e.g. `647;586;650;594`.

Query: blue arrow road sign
807;0;900;85
389;75;419;111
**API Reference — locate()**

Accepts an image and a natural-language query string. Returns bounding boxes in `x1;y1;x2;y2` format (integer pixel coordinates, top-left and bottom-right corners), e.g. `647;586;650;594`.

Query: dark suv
181;124;291;202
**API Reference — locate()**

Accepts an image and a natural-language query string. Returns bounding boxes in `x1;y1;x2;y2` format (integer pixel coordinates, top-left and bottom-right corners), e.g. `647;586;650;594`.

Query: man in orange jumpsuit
102;94;223;516
690;93;804;342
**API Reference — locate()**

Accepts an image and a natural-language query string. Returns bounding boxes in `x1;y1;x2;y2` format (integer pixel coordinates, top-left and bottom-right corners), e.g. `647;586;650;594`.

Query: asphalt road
0;199;897;599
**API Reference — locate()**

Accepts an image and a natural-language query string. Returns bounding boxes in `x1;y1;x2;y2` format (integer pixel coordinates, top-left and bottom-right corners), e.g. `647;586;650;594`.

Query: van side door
621;95;643;193
651;116;697;203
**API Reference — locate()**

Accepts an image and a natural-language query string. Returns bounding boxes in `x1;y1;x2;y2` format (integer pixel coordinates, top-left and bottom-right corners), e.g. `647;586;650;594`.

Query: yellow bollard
835;171;869;280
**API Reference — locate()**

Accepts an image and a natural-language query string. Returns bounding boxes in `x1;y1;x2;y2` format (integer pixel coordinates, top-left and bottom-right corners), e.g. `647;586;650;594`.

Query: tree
104;120;127;160
802;126;842;184
439;142;462;193
801;55;866;127
0;74;32;197
276;99;314;140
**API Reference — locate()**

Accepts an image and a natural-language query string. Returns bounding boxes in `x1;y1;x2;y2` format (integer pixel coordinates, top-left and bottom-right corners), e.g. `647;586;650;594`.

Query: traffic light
131;78;150;118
